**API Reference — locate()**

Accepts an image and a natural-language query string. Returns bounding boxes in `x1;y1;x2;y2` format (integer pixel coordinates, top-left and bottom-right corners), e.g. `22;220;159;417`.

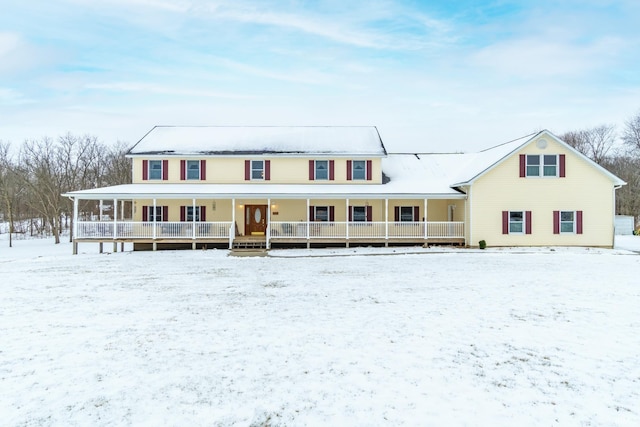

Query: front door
245;205;267;236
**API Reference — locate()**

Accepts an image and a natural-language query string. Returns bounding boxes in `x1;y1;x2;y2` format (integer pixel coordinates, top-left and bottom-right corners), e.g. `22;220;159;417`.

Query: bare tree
560;124;617;164
622;110;640;153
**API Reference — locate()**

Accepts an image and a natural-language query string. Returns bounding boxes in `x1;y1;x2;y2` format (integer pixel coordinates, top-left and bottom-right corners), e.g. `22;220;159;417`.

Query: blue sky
1;0;639;151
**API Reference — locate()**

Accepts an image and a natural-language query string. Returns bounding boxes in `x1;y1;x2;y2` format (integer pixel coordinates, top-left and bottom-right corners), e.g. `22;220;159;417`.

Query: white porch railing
76;221;232;239
76;220;464;240
270;221;464;239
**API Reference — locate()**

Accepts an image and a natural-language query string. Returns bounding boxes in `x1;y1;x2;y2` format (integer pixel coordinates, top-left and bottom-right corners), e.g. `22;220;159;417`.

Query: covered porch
65;185;467;253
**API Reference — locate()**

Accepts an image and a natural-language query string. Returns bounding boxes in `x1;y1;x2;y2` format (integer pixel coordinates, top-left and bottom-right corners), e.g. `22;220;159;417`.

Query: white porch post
385;198;388;243
113;198;118;252
192;198;196;239
230;198;235;249
345;198;349;245
424;198;428;240
266;198;271;249
99;200;103;221
152;198;157;250
306;199;310;239
73;197;79;255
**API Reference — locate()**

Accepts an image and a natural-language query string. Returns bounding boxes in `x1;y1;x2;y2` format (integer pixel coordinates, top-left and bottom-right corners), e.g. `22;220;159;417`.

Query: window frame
186;206;201;222
508;211;525;234
352;160;366;180
251;160;264;180
148;160;163;180
186;160;200;180
526;154;559;177
351;206;367;222
147;206;163;222
314;206;330;222
560;211;575;233
314;160;329;180
399;206;415;222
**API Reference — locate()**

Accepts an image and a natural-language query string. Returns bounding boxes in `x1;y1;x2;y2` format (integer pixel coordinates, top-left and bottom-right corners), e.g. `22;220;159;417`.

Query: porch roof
63;182;465;200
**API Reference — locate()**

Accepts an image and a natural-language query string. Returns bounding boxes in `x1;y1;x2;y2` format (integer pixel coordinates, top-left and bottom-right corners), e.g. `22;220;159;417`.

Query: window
524;155;560;177
560;211;575;233
187;161;200;180
314;206;329;222
352;160;366;180
395;206;418;222
315;160;328;180
509;211;524;233
251;160;264;180
142;205;168;222
352;206;366;221
186;206;201;222
502;210;531;234
149;160;162;180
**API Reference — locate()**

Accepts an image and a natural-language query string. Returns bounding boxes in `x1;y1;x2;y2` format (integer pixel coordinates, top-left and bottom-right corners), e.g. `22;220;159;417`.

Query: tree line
0;134;131;246
1;112;639;247
559;110;640;226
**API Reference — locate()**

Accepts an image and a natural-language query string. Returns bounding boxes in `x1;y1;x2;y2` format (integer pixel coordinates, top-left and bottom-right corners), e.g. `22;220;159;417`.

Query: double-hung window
395;206;418;222
315;160;328;180
186;206;201;222
314;206;329;222
149;160;162;180
147;206;163;222
251;160;264;180
509;211;524;233
502;210;532;234
352;161;366;180
352;206;366;222
560;211;575;233
186;161;200;180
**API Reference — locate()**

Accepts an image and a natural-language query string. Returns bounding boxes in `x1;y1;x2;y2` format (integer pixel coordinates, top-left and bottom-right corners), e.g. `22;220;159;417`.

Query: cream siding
469;136;615;247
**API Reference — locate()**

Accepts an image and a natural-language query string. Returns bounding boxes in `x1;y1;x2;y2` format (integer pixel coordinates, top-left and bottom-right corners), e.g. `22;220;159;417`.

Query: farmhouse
63;126;625;253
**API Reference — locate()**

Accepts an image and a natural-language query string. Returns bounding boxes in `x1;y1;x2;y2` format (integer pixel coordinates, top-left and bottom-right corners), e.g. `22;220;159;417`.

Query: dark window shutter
162;160;168;180
576;210;583;234
519;155;526;178
347;160;352;180
366;160;372;181
525;211;532;234
162;206;168;222
309;160;315;180
265;160;271;180
348;206;353;222
329;160;335;180
142;160;148;180
413;206;420;222
553;211;560;234
394;206;400;222
142;206;148;222
180;206;186;222
200;206;206;222
309;205;314;222
200;160;206;180
244;160;250;180
559;155;566;178
366;205;372;222
329;206;335;222
502;211;509;234
180;160;186;180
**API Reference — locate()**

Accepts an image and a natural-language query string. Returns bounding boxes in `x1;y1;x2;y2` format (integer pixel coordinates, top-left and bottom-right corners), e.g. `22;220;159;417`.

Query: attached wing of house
63;127;625;253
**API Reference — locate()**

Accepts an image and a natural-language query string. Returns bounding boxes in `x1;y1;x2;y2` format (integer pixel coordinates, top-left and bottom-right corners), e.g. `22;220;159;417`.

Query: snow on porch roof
128;126;388;156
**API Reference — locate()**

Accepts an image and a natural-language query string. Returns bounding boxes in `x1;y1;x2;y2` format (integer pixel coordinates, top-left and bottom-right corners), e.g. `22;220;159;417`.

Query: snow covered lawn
2;238;640;426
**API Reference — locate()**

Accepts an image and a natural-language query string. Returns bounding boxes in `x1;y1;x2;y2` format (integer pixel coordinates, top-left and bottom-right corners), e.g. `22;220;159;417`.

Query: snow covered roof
128;126;387;156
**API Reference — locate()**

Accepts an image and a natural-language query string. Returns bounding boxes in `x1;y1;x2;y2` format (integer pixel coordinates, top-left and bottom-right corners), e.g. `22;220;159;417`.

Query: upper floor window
347;160;372;181
315;161;328;180
520;154;565;178
244;160;271;181
149;160;162;180
187;161;200;180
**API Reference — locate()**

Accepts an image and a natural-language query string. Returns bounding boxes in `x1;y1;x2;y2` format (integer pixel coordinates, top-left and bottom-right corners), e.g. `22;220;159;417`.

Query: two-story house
63;126;625;253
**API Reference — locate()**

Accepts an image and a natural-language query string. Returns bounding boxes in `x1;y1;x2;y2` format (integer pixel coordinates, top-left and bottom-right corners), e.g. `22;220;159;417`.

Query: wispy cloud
85;81;255;99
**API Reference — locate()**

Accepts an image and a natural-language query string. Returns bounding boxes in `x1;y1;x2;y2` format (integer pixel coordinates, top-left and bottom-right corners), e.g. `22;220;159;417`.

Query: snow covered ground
1;237;640;426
